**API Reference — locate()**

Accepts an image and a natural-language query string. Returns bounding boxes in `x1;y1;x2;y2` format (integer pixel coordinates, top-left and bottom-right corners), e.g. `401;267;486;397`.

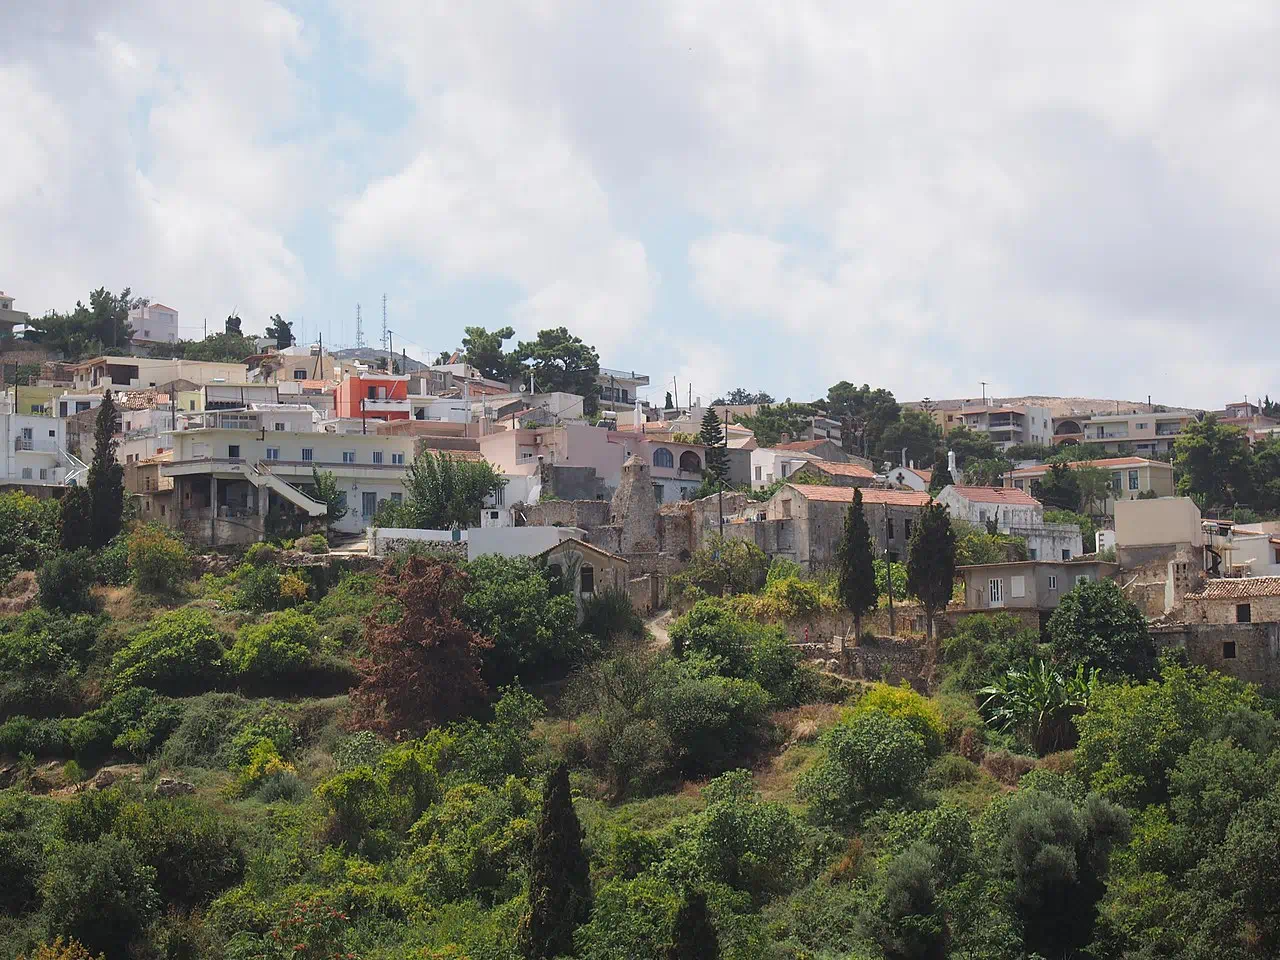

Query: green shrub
229;738;297;798
652;656;772;779
159;693;248;767
234;564;283;612
114;797;247;907
40;835;159;958
95;535;130;586
127;525;191;594
941;613;1041;693
408;777;537;905
849;683;947;759
37;549;97;614
243;542;280;567
334;730;390;772
799;709;929;826
224;711;296;766
295;534;329;554
109;608;226;695
226;609;320;678
581;587;644;642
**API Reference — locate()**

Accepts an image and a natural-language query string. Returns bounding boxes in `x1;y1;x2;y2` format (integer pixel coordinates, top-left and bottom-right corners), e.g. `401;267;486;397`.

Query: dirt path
646;610;673;649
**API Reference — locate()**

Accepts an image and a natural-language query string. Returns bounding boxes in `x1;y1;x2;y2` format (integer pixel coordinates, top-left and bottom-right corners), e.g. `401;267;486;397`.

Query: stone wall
1183;594;1280;625
523;499;611;530
844;638;927;691
543;464;609;501
1153;621;1280;691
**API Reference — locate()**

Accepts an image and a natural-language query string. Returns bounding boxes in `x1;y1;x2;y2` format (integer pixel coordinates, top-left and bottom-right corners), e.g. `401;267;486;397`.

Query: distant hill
904;395;1203;418
332;347;431;375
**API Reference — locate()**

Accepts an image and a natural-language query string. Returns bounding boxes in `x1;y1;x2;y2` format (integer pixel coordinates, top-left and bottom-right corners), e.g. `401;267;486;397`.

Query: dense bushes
226;610;320;679
37;549;97;615
126;525;190;595
109;609;225;695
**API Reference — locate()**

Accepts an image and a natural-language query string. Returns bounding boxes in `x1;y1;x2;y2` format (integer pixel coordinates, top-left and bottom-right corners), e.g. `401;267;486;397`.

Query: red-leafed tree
348;556;492;735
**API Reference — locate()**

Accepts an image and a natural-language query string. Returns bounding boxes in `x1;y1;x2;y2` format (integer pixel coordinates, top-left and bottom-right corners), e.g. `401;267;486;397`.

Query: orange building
333;372;411;421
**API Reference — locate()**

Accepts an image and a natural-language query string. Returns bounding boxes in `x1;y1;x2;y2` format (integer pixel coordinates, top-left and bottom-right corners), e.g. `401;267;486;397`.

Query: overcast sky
4;1;1278;409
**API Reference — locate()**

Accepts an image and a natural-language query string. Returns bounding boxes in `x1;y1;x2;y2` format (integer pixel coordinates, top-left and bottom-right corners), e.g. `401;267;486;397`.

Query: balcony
14;438;32;451
1155;423;1183;436
360;398;411;414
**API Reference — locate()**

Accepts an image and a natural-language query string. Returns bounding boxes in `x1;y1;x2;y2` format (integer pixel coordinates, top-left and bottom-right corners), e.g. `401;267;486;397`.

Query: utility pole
718;405;727;537
382;293;389;370
884;502;896;637
388;331;394;374
980;381;988;406
673;376;679;415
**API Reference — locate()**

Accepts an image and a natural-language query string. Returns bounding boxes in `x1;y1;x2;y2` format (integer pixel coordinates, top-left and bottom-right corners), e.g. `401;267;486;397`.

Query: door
362;491;378;518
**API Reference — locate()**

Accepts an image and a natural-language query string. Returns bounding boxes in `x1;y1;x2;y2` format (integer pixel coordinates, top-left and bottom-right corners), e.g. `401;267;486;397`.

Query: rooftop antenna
980;381;989;406
355;303;364;349
382;294;390;371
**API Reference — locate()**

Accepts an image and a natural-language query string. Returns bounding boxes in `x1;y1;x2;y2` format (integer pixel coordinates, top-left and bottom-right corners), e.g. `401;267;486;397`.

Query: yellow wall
11;386;62;416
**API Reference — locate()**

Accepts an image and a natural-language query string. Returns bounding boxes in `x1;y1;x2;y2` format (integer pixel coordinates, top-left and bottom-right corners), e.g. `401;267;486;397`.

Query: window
887;518;895;539
781;498;792;519
1136;422;1148;430
189;400;196;410
1223;640;1237;660
293;369;306;379
390;492;402;504
342;451;356;464
31;405;44;415
367;386;377;400
144;477;153;491
145;501;151;512
755;465;762;481
989;578;1003;604
39;468;47;481
21;427;32;440
160;504;165;517
905;519;913;539
1076;574;1091;585
372;451;384;464
362;491;377;517
978;509;987;523
1111;471;1122;492
1062;549;1071;561
302;448;313;461
20;468;31;479
274;422;285;431
888;551;899;563
653;447;674;469
228;444;240;459
547;563;563;581
1048;575;1058;591
652;483;664;504
1011;575;1026;598
48;430;54;437
1237;603;1252;624
1028;547;1038;560
580;564;595;594
391;452;405;465
266;447;280;460
1128;470;1139;491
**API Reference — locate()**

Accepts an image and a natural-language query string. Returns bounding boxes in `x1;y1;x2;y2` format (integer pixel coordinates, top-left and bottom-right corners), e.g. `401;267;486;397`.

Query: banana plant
979;658;1098;755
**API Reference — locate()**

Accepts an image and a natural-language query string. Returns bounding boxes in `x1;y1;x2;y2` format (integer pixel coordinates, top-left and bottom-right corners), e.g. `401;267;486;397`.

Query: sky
4;1;1279;411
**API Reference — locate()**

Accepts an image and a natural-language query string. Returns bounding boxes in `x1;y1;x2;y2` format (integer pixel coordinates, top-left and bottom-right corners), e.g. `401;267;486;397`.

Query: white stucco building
128;303;180;345
936;484;1083;561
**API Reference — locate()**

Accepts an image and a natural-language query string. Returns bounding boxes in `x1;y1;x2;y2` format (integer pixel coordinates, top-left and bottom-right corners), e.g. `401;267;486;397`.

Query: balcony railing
14;438;32;451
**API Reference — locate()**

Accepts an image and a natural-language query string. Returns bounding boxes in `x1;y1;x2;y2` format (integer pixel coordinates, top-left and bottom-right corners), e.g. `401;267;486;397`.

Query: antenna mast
382;293;390;369
355;303;364;349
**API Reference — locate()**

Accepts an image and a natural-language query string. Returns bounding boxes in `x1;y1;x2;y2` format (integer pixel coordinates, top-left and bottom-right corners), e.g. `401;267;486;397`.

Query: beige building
788;460;876;487
1004;457;1175;515
70;356;250;391
1076;411;1195;457
0;291;30;335
958;559;1119;615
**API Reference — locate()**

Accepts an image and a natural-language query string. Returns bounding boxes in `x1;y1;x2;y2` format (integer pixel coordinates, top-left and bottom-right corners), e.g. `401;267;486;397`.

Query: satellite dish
519;385;527;393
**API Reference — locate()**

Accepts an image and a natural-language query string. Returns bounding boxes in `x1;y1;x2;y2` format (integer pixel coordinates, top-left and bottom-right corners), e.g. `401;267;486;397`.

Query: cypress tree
667;888;720;960
517;763;592;959
699;408;728;483
836;487;879;640
906;501;957;645
59;486;94;551
87;391;124;548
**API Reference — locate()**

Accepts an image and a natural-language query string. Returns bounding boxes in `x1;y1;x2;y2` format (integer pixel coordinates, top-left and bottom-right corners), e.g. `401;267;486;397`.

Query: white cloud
0;1;308;332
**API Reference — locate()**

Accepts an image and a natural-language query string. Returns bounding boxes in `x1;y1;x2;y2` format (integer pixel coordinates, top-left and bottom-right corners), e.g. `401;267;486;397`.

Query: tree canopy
880;410;942;469
822;382;900;457
27;287;138;358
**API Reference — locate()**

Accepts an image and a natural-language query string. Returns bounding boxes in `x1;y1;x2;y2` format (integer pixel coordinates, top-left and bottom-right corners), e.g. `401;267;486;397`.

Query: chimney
901;447;908;468
947;449;958;477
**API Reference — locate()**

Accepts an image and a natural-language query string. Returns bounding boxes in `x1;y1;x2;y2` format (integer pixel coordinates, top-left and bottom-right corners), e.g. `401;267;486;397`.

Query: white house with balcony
955;403;1052;450
0;398;86;489
163;409;416;544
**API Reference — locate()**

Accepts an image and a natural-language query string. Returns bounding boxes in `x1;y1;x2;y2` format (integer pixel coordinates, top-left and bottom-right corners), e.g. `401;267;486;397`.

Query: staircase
250;461;329;517
59;448;88;486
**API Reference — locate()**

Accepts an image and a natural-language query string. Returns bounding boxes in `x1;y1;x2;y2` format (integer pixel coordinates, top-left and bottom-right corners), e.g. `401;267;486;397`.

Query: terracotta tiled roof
916;468;933;483
1184;577;1280;601
1006;457;1170;478
784;484;932;506
798;461;875;478
949;485;1041;506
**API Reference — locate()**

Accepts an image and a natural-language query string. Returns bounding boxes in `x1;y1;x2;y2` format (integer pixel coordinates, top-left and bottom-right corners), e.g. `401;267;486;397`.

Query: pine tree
699;408;728;482
87;391;124;549
517;763;592;959
907;501;957;645
927;450;954;493
836;487;879;640
667;889;720;960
